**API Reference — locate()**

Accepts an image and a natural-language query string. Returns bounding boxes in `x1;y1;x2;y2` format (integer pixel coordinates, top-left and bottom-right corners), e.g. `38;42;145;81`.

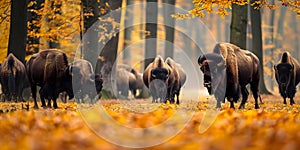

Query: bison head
274;63;294;86
198;53;226;95
60;66;75;99
150;68;170;82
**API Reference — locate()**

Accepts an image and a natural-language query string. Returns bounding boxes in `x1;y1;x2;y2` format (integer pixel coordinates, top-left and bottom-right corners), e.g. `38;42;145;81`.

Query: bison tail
8;73;16;94
7;55;16;93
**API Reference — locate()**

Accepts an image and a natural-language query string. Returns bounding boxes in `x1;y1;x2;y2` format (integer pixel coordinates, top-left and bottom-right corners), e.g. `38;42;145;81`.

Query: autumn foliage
1;94;300;149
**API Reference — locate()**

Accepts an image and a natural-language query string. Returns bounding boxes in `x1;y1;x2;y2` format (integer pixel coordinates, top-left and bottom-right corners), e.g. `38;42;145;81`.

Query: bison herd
0;42;299;109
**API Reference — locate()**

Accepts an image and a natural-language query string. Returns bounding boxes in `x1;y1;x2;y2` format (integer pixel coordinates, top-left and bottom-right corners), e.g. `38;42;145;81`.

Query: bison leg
176;91;180;105
250;83;260;109
39;88;47;108
53;99;58;109
283;97;287;104
290;97;295;105
230;100;235;109
216;99;222;108
47;99;52;108
31;85;39;109
238;87;249;109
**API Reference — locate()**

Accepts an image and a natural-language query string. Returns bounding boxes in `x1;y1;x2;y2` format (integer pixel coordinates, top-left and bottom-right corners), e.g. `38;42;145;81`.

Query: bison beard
198;42;261;109
274;51;300;105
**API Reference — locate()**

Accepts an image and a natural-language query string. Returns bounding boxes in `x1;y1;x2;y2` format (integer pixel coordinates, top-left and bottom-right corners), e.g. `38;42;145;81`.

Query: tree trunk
144;0;158;69
230;4;247;49
27;0;44;54
250;1;271;94
81;0;100;64
8;0;29;63
265;0;275;90
163;0;175;58
275;7;287;53
123;0;135;65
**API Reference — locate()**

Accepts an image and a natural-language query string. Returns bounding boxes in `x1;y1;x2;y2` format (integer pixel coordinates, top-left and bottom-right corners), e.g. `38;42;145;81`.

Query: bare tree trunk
265;0;275;90
275;7;287;53
8;0;29;63
230;4;247;49
144;0;158;69
163;0;175;58
82;0;100;65
250;1;271;94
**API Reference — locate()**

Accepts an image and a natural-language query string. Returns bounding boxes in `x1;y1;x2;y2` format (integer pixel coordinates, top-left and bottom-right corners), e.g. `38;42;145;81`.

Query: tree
123;0;135;65
250;0;271;94
144;0;158;69
163;0;176;58
230;4;248;49
8;0;29;63
81;0;100;63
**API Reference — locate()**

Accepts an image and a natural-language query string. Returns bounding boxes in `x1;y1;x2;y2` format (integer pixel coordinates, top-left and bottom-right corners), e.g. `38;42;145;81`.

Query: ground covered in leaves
0;94;300;150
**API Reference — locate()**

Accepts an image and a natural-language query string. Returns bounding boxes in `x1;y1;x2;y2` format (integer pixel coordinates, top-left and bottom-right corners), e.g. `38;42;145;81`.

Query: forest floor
0;94;300;150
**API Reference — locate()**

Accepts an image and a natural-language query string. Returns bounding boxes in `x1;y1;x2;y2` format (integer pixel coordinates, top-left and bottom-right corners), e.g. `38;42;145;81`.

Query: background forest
1;0;300;149
0;0;299;93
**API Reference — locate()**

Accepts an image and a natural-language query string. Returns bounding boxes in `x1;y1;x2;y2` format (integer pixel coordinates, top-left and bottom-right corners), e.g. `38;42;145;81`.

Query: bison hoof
255;105;259;109
238;105;245;109
33;105;39;109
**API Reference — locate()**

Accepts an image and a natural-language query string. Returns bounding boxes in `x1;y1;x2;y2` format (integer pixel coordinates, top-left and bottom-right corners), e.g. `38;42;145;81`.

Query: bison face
150;68;170;82
274;63;294;86
198;54;226;95
60;66;75;99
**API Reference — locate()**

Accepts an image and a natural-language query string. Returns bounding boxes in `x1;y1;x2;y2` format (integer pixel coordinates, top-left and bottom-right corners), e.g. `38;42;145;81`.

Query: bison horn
89;74;95;82
274;65;277;71
68;66;73;76
151;73;156;78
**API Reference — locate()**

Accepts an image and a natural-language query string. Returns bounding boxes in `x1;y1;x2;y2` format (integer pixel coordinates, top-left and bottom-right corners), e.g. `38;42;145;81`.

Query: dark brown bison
0;53;27;102
198;42;261;109
26;49;74;109
71;59;103;103
274;52;300;105
165;57;186;104
143;56;178;103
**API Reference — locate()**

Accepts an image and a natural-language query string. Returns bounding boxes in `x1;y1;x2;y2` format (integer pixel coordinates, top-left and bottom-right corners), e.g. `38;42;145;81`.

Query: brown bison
26;49;74;109
165;57;186;104
71;59;103;103
116;64;146;99
0;53;27;102
198;42;261;109
274;52;300;105
143;56;178;103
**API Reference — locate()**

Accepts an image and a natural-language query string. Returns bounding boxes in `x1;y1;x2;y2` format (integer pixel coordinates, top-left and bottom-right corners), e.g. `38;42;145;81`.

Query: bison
198;42;261;109
116;64;145;98
274;51;300;105
0;53;27;102
71;59;103;103
143;56;179;103
26;49;74;109
165;57;186;104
